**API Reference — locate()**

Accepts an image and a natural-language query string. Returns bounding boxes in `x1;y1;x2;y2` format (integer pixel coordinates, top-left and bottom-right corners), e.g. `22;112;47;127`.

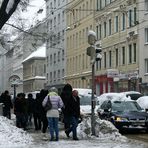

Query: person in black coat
60;84;80;140
14;93;28;130
0;90;13;119
33;93;41;130
39;89;49;135
27;93;35;125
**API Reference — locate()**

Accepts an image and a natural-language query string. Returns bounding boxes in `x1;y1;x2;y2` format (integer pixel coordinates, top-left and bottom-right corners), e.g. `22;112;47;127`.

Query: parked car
120;91;143;100
137;96;148;112
97;99;148;132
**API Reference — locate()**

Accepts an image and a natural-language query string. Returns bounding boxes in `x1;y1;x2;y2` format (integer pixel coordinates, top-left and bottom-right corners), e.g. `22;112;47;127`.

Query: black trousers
41;114;48;133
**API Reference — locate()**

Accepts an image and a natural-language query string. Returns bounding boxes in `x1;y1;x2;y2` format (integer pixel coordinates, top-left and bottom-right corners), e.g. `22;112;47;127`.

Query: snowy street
0;115;148;148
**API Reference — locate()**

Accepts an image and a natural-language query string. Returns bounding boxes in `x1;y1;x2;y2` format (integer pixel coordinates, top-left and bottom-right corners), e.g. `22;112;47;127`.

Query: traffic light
95;46;102;61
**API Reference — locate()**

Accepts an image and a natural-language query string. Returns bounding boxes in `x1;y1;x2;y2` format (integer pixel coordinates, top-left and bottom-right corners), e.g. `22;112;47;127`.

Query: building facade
22;44;46;93
65;0;95;89
45;0;66;92
95;0;139;95
138;0;148;95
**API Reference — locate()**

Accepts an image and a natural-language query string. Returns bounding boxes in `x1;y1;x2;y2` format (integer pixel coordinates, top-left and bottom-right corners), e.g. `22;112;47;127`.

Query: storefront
95;69;140;95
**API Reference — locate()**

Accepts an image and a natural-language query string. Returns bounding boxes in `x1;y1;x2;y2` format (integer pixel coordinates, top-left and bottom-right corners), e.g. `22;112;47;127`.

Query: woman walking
42;87;63;141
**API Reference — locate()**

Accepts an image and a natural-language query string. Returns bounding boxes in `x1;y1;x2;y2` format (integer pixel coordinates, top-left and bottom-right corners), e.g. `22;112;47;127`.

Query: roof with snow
22;44;46;63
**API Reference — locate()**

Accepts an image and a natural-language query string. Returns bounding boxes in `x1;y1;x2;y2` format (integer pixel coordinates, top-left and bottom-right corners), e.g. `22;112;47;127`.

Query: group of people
0;83;81;142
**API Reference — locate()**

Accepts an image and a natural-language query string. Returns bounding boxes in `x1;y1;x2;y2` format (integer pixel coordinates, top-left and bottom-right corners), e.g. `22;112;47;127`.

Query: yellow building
65;0;96;88
94;0;139;95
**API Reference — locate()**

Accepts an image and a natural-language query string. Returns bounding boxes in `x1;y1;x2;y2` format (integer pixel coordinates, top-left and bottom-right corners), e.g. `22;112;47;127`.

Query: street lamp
87;30;102;136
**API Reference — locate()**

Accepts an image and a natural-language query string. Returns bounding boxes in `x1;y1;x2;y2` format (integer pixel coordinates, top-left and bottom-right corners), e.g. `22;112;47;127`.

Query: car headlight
115;117;128;122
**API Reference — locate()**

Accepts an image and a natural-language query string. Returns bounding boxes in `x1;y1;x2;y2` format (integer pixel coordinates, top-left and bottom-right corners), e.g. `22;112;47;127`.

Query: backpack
44;96;52;111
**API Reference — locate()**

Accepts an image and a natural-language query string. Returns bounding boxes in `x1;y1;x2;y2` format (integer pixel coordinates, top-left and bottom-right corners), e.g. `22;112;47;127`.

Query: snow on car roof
120;91;141;95
137;96;148;109
97;92;131;106
73;88;92;96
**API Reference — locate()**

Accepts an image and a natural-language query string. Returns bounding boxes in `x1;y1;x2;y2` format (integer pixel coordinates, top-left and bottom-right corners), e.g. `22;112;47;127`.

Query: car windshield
79;95;91;105
112;101;142;112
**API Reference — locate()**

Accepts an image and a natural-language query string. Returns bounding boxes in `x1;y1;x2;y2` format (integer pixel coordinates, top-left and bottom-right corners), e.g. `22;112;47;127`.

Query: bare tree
0;0;21;30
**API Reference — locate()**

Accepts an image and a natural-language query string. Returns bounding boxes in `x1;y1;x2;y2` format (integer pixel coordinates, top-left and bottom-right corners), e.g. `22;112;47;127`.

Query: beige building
94;0;139;95
22;44;46;93
65;0;95;88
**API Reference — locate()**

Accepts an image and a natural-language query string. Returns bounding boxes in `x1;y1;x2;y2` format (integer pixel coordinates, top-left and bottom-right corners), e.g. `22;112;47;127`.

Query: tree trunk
0;0;21;30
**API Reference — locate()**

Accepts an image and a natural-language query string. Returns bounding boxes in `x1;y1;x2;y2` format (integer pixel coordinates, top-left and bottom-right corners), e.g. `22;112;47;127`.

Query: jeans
65;116;78;139
47;117;59;140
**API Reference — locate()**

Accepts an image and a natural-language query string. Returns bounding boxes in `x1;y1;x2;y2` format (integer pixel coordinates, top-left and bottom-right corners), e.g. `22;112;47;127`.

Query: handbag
44;96;52;111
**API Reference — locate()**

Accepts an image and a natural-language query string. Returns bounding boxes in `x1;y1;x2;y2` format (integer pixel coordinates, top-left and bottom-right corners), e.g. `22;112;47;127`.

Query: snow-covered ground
0;115;148;148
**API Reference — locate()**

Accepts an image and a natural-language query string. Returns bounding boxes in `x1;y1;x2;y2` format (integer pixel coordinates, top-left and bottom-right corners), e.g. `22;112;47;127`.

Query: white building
45;0;66;92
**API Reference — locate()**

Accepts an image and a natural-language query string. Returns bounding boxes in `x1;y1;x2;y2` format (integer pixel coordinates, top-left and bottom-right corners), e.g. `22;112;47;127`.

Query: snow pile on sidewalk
77;117;127;142
0;116;33;147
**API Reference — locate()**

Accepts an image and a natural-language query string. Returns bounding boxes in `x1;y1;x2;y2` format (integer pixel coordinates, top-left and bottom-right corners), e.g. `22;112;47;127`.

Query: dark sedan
97;100;148;132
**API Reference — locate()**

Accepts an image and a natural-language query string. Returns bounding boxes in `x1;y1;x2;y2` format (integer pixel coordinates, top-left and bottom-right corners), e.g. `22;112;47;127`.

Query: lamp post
87;30;102;136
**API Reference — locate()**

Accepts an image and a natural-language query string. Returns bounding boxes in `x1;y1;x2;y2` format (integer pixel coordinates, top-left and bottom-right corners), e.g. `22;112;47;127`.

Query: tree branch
0;0;21;30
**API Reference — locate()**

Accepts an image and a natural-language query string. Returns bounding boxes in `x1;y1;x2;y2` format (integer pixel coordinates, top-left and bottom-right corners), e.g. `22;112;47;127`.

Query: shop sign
107;69;119;78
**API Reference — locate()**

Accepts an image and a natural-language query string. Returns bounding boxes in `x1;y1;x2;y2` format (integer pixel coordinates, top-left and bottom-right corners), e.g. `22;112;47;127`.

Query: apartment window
58;51;60;62
99;24;102;39
44;64;46;73
133;43;136;63
97;0;99;11
62;11;64;22
122;13;125;31
54;17;56;27
54;71;56;80
54;53;56;63
82;53;85;69
47;56;49;66
50;20;52;30
58;70;60;79
96;25;99;39
50;54;52;65
134;7;137;25
109;50;112;68
104;52;106;68
145;59;148;73
62;50;64;60
62;69;64;79
129;44;132;64
122;46;125;65
58;13;60;24
58;32;60;44
145;28;148;43
129;9;132;27
115;16;118;32
109;19;112;35
115;48;118;66
145;0;148;11
104;22;107;37
50;72;52;82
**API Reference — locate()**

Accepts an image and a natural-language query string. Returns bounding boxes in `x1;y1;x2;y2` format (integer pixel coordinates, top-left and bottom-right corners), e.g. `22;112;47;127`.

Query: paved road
123;131;148;143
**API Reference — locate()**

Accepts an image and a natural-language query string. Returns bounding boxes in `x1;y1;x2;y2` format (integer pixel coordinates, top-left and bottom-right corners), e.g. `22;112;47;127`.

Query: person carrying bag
42;87;63;141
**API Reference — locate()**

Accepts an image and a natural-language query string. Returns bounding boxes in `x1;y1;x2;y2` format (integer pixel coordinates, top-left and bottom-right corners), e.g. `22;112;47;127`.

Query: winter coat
14;97;27;114
1;93;13;111
42;91;64;118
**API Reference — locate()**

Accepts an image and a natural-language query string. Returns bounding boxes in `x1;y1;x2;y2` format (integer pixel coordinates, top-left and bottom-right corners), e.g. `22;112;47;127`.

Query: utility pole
87;30;102;135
